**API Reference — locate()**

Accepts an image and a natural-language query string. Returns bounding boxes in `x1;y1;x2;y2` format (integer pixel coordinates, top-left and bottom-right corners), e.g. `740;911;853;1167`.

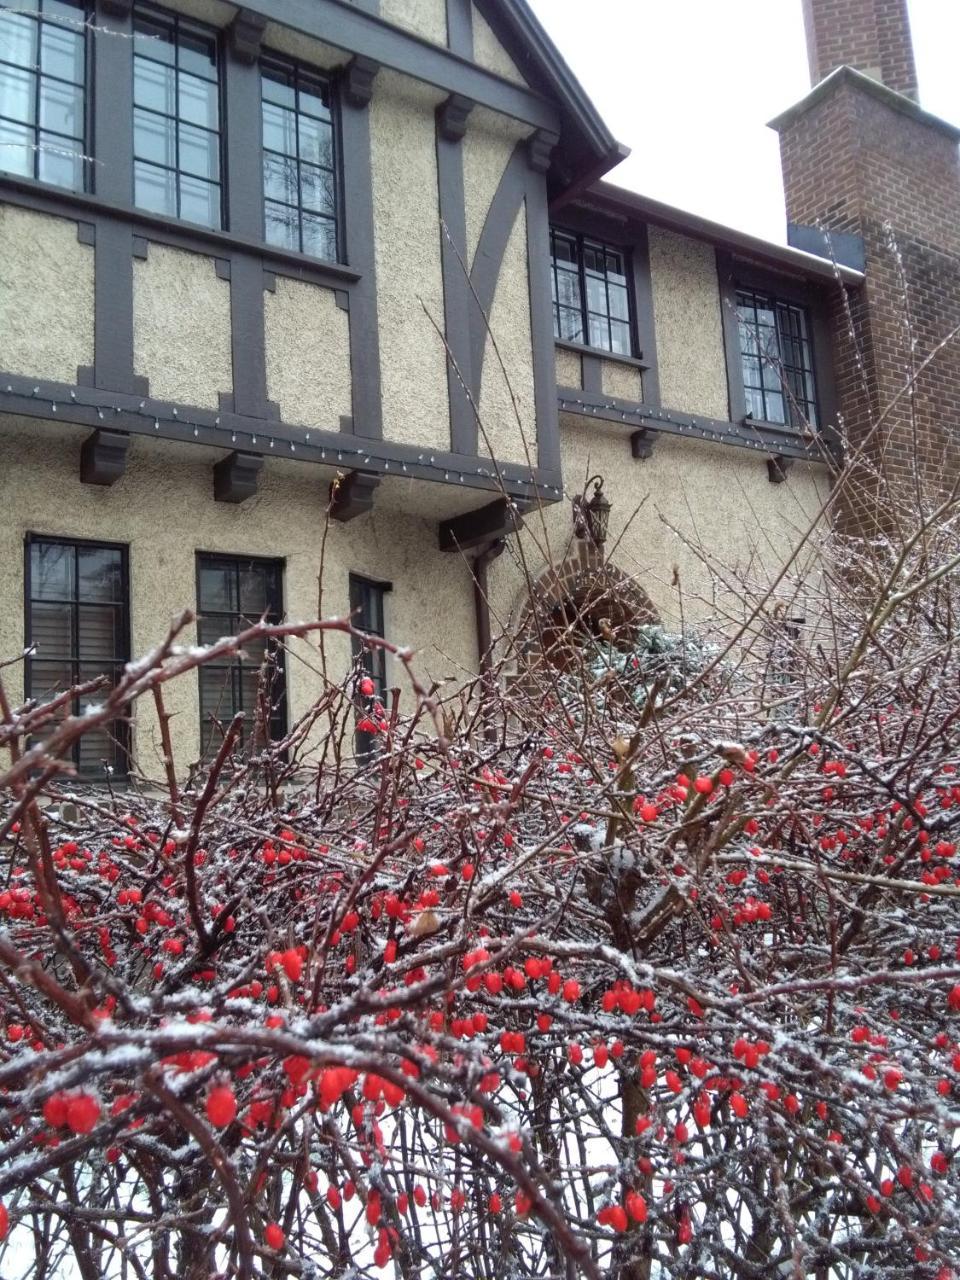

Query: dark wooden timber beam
80;428;129;485
439;497;525;553
330;470;379;522
214;450;263;503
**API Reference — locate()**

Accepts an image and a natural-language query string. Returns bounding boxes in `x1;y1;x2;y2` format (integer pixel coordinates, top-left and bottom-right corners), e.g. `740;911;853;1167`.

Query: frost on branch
0;505;960;1280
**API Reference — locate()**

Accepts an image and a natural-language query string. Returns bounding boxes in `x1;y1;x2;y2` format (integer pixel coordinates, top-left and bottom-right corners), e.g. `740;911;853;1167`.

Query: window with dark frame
133;2;222;229
0;0;89;192
349;574;390;758
550;227;633;356
25;536;130;777
736;288;819;428
196;554;285;760
261;57;338;262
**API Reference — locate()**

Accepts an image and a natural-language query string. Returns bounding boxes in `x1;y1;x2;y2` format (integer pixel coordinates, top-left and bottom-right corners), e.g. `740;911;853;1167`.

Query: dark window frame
195;551;287;759
735;285;819;429
260;52;341;264
132;0;224;230
349;573;391;759
718;253;838;436
0;0;92;192
23;532;131;778
550;225;636;358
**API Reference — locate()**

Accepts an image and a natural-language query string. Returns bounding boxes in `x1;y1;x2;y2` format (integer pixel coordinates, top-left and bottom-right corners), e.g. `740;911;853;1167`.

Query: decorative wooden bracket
228;8;267;62
80;429;129;486
330;470;379;522
630;428;656;461
436;94;474;142
767;455;794;484
526;129;559;174
439;497;526;553
342;56;379;108
214;451;263;503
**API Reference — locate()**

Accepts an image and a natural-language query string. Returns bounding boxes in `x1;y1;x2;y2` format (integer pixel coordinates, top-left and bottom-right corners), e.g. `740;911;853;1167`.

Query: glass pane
178;173;220;227
557;307;583;344
738;321;759;357
0;12;37;68
134;58;175;115
555;266;580;310
38;131;82;188
30;602;73;658
265;200;299;251
134;107;175;166
77;723;120;775
299;162;334;215
741;355;762;390
262;99;296;156
178;29;217;81
39;77;82;137
178;71;217;130
238;565;269;615
40;22;83;84
588;314;610;351
608;283;629;322
299;81;329;119
134;159;176;215
133;17;175;66
30;660;74;702
32;542;74;600
585;273;606;316
199;562;236;612
552;235;576;264
78;546;123;602
179;121;218;179
263;151;297;205
301;211;336;261
200;666;237;725
77;605;122;662
45;0;84;23
764;391;786;424
762;358;783;391
261;67;295;109
0;117;33;176
0;65;36;125
745;386;765;420
609;320;631;356
298;113;332;168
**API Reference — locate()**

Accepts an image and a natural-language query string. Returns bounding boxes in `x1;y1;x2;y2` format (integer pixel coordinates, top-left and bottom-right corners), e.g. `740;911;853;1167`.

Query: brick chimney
771;0;960;526
801;0;918;101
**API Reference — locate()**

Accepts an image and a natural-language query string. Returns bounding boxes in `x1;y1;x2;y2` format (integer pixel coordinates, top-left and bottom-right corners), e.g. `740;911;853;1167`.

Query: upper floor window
261;58;338;261
196;554;285;759
0;0;88;191
133;3;222;229
736;288;818;428
550;228;633;356
25;536;130;777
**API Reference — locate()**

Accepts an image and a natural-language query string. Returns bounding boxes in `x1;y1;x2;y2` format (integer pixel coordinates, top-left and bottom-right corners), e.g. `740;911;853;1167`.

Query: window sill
0;173;362;285
741;416;819;439
555;339;647;371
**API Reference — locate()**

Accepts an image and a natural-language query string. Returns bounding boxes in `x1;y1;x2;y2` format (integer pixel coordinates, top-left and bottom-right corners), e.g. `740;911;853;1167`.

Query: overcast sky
527;0;960;244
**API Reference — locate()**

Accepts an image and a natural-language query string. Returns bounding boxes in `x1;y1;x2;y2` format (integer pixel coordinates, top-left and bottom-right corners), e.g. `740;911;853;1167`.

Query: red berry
66;1093;100;1135
264;1222;285;1250
0;1202;7;1240
206;1085;237;1128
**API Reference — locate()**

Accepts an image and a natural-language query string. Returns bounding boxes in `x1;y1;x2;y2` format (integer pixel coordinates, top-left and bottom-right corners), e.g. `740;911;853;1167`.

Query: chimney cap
768;65;960;143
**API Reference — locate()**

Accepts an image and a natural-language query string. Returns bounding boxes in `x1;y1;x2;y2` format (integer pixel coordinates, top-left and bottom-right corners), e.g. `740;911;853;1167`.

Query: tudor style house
0;0;956;778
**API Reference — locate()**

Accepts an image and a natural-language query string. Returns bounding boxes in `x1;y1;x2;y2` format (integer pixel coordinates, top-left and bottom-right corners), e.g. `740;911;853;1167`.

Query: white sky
527;0;960;244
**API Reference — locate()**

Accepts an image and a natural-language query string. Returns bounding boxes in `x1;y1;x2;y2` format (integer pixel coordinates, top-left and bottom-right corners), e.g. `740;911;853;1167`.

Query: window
550;228;633;356
25;537;129;776
133;3;221;228
736;288;818;428
349;574;390;756
0;0;89;191
196;555;285;758
261;57;338;261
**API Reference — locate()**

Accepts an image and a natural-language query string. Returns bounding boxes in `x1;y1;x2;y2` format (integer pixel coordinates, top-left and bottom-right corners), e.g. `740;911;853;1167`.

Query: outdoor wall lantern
573;474;611;546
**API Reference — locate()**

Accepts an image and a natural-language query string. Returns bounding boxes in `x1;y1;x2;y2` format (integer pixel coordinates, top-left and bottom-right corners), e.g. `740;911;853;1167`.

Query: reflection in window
349;574;389;758
736;288;818;428
261;57;337;261
196;555;285;760
133;2;221;227
0;0;89;191
25;537;129;776
550;228;633;356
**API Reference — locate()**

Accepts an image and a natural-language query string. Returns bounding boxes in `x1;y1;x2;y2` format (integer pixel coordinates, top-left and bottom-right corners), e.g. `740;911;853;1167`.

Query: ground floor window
349;573;390;757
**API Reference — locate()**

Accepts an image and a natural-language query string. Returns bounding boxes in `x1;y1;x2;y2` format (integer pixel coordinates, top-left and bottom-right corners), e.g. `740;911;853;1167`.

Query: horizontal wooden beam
439;497;525;552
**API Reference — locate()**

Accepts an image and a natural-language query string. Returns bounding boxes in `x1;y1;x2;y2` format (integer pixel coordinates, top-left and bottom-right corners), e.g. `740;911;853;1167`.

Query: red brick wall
802;0;918;100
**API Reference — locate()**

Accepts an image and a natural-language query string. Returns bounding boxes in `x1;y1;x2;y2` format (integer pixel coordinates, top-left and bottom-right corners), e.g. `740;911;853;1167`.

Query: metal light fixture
574;474;611;546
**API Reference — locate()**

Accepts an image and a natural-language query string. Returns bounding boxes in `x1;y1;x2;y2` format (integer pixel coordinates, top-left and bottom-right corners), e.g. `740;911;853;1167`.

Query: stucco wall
264;278;352;429
0;420;477;777
555;346;582;389
601;360;643;403
462;108;530;264
0;205;94;383
369;72;450;452
381;0;447;45
133;243;233;409
649;226;729;420
477;204;536;466
472;8;527;85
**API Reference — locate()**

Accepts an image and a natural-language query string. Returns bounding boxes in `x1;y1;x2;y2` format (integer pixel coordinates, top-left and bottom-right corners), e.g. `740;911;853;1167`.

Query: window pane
135;159;176;215
134;16;176;66
134;57;176;115
265;199;299;250
77;605;123;662
263;151;297;205
609;320;631;356
764;391;786;424
608;283;629;322
741;355;762;390
199;562;235;612
30;660;74;703
299;162;334;215
40;23;83;84
745;386;765;420
31;602;73;658
1;11;37;68
298;113;332;168
32;543;74;599
556;306;583;344
39;77;82;137
301;212;336;261
178;71;217;130
0;118;33;176
178;173;220;227
78;546;124;602
585;273;606;316
238;565;269;615
179;29;217;81
762;358;783;391
179;120;218;179
261;67;295;109
588;314;610;351
555;266;580;310
0;65;36;125
38;131;81;187
262;99;296;156
134;107;175;166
